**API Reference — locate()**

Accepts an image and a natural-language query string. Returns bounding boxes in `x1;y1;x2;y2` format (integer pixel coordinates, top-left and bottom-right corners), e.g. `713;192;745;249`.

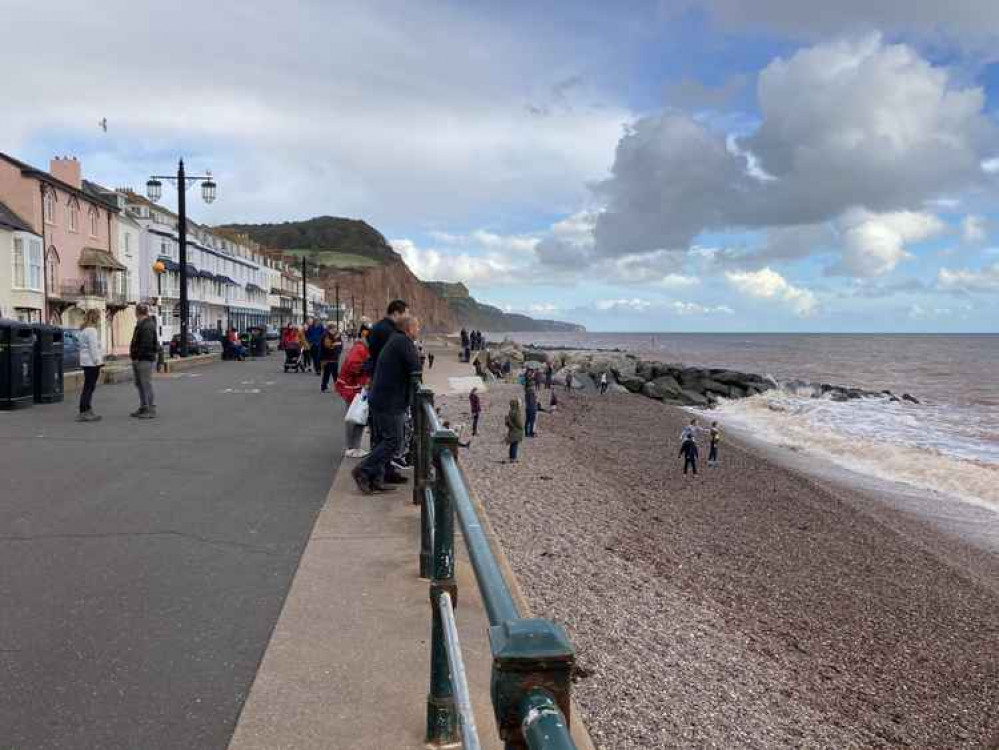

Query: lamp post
152;260;166;341
146;159;216;357
301;256;308;324
335;283;340;331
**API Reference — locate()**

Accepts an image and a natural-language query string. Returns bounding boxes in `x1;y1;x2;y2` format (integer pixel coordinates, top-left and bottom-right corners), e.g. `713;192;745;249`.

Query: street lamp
146;159;217;357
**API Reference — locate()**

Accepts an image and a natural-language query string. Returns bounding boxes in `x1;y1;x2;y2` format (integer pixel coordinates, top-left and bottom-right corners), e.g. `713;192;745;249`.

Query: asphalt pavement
0;356;343;749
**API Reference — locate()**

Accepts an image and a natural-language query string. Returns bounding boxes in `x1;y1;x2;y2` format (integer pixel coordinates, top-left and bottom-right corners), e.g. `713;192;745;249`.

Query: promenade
0;357;342;749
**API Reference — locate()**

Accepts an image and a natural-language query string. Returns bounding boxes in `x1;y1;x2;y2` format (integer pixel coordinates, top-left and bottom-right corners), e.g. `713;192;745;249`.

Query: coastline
436;380;999;749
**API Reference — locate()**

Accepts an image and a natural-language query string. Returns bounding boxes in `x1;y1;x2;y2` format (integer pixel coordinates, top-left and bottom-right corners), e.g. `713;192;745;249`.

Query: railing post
416;385;435;578
426;428;460;746
489;619;576;749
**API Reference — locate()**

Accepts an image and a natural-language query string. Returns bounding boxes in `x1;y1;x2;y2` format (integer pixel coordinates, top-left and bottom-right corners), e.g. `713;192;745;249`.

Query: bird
98;117;107;132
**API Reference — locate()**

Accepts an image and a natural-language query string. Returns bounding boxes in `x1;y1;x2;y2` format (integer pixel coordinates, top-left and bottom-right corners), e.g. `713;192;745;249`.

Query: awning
80;247;127;271
198;269;216;280
157;257;180;272
246;283;265;293
216;275;238;286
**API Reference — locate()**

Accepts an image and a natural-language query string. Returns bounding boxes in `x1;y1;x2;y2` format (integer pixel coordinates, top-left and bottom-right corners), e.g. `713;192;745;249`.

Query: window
123;232;132;258
46;247;60;293
89;207;99;237
27;240;42;290
12;237;25;287
43;190;56;224
68;199;80;232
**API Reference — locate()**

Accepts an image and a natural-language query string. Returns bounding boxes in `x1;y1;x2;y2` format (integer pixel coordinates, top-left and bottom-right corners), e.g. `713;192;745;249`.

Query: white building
0;200;44;322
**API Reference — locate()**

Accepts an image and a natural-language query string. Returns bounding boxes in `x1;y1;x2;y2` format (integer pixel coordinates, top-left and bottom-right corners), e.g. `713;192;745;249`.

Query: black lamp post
146;159;216;357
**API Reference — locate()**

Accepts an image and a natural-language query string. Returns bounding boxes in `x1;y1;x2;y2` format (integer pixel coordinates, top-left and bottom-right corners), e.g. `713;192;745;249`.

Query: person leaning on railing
352;315;422;495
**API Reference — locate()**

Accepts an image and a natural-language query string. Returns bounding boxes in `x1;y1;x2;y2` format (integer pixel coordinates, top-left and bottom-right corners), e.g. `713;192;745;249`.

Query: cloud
962;215;988;244
391;239;520;285
937;262;999;292
670;301;734;315
725;267;818;316
831;209;944;277
591;35;998;271
659;273;700;289
594;298;657;312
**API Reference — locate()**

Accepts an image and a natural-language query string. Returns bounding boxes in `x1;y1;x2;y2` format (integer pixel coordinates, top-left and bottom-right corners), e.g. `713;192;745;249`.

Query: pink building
0;153;126;335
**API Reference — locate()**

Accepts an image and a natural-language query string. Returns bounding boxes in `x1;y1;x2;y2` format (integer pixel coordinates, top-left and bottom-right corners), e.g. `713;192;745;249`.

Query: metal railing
412;376;578;750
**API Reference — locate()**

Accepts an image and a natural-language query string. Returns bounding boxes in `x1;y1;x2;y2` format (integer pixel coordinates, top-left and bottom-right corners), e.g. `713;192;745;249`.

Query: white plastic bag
345;388;369;425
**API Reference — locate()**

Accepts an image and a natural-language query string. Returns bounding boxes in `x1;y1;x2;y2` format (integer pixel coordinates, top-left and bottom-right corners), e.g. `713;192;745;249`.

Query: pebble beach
435;381;999;749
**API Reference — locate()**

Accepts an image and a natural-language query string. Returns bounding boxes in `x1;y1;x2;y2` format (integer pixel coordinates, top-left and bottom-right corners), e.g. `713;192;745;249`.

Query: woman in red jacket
336;323;371;457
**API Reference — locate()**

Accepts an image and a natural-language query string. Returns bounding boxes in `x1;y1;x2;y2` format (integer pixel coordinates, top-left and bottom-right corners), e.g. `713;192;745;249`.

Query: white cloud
937;262;999;292
962;215;988;244
725;267;818;316
391;239;519;285
659;273;701;289
594;298;657;312
833;208;944;277
670;301;734;315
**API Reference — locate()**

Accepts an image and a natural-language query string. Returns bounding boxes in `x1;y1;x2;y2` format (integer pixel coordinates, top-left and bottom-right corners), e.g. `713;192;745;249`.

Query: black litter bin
249;327;266;357
0;319;35;410
33;324;64;404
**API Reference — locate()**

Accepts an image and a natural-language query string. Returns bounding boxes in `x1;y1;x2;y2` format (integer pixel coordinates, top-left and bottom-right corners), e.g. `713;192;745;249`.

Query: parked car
264;325;280;341
169;331;211;357
61;328;82;371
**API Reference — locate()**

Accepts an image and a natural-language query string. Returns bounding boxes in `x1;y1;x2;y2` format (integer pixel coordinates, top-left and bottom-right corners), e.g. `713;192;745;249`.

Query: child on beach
708;421;721;467
679;435;699;475
504;399;524;463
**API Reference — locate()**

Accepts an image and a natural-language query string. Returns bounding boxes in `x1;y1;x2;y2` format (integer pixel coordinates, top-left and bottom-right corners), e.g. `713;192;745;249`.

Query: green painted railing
412;378;578;750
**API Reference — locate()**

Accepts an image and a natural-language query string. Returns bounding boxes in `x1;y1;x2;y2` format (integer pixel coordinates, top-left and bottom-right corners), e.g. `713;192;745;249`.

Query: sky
3;0;999;332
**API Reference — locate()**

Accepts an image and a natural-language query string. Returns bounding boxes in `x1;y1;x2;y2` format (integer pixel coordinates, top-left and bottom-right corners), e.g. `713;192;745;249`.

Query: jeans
683;457;697;475
509;441;520;461
321;360;338;390
359;409;404;483
132;360;155;409
471;412;480;436
525;407;537;437
79;365;101;413
708;444;719;463
311;344;322;373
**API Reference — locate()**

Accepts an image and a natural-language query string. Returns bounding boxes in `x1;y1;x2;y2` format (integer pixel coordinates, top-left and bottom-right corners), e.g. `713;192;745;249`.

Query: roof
0;152;119;213
79;247;127;271
0;200;34;233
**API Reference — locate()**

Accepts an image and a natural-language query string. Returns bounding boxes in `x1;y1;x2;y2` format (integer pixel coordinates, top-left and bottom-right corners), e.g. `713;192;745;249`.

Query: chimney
50;156;82;189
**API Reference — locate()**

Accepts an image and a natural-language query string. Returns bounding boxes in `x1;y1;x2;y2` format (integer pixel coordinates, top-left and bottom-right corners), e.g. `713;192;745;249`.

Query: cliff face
319;259;457;332
426;282;585;333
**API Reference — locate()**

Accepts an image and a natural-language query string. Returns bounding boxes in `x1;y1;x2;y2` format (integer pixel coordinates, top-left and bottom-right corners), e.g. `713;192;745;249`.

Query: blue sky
3;0;999;331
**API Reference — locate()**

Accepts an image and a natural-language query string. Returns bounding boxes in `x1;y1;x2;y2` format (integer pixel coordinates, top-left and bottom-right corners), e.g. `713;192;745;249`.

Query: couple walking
76;304;159;422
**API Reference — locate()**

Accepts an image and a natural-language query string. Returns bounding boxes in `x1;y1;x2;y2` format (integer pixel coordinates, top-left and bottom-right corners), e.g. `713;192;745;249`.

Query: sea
504;333;999;526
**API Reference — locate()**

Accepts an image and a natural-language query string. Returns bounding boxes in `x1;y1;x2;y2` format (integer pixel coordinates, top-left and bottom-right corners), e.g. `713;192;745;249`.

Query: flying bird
98;118;107;132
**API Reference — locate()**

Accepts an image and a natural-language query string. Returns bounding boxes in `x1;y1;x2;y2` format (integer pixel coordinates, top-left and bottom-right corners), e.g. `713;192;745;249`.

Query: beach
435;380;999;749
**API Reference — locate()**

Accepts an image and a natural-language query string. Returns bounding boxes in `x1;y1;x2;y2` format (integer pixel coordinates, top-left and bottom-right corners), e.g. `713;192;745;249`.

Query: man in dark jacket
364;299;408;376
305;317;324;375
130;304;159;419
352;315;422;494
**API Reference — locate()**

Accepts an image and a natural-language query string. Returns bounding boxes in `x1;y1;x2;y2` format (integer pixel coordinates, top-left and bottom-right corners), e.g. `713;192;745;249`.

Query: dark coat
130;317;158;361
364;317;398;375
369;333;421;415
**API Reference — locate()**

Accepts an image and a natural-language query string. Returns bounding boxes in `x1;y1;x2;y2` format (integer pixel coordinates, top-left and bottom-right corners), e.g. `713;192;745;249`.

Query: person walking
544;362;553;390
336;322;371;457
305;317;324;375
679;435;699;475
427;351;435;369
319;322;342;392
708;421;722;467
565;370;573;392
600;372;609;395
469;387;482;436
352;315;422;495
524;379;538;437
504;399;524;463
129;303;158;419
297;324;311;371
77;309;104;422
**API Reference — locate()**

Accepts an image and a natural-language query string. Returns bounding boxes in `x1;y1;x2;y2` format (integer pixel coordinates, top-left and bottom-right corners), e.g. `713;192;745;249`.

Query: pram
283;344;308;373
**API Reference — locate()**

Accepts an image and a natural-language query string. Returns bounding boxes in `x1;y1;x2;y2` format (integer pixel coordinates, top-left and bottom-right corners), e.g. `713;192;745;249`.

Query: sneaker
389;458;410;472
344;448;369;458
138;407;157;420
351;465;373;495
76;412;89;422
130;407;147;418
384;473;409;485
85;412;103;422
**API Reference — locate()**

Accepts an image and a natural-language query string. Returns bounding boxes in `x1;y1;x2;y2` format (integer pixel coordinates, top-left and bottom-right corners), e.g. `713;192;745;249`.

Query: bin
249;327;266;357
33;324;64;404
0;319;35;410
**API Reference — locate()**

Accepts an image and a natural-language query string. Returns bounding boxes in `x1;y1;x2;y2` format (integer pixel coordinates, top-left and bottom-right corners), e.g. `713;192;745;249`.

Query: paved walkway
0;356;342;749
227;345;505;750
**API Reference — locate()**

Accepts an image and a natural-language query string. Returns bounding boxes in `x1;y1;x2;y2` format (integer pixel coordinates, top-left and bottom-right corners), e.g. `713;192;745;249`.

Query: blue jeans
525;407;537;437
359;409;404;484
509;441;520;461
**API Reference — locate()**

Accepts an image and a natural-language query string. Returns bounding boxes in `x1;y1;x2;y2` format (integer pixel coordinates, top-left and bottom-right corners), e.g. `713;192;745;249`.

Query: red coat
335;340;370;403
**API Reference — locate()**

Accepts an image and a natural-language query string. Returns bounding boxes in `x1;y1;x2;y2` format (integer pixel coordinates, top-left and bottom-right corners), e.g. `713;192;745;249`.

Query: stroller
283;344;308;373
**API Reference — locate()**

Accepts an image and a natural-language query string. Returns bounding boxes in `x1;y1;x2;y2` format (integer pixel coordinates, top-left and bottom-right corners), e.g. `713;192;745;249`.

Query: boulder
610;359;638;380
523;349;549;363
727;384;746;399
677;389;709;407
641;381;664;400
711;370;758;386
618;374;647;393
635;361;657;381
649;374;682;398
902;393;920;404
678;368;709;388
607;383;630;395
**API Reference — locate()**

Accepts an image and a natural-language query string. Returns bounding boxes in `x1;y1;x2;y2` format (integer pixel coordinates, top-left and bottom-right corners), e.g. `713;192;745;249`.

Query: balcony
57;277;130;306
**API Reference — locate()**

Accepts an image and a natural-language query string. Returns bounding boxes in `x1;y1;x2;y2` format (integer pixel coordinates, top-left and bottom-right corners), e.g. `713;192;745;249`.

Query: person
305;317;324;375
319;322;343;392
681;417;699;443
600;372;609;395
533;368;543;389
679;435;699;475
130;303;158;419
77;309;104;422
460;328;471;363
297;324;311;371
524;378;538;437
427;351;435;369
544;362;553;390
226;328;246;360
565;370;573;392
469;387;482;436
504;398;524;463
549;387;558;412
352;315;422;495
365;300;408;375
336;323;371;457
708;421;722;467
280;324;298;350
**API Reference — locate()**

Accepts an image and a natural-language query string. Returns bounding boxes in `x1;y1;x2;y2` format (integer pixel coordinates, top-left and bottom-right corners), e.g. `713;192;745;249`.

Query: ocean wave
712;390;999;513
